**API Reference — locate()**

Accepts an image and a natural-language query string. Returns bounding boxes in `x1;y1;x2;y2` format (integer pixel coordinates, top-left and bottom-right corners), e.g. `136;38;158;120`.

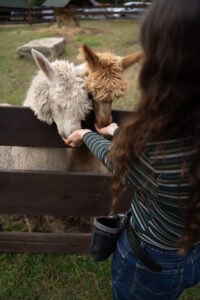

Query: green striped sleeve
83;131;113;171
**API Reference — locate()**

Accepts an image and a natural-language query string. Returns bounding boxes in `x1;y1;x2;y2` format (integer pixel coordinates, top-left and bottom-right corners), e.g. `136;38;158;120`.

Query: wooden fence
0;2;151;25
75;2;150;19
0;7;54;25
0;105;133;253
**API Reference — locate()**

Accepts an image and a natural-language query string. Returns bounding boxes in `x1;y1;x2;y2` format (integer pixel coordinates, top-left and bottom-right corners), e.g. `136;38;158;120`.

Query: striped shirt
83;131;197;250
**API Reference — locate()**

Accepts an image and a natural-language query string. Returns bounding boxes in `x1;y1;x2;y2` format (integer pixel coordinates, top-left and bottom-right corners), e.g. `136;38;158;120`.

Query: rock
16;37;65;60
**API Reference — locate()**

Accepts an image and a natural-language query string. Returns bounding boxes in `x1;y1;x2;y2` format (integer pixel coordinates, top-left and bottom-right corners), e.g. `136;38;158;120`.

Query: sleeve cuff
113;127;122;138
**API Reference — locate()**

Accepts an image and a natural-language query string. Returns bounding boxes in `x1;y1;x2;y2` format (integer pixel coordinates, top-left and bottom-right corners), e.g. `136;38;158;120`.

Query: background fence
0;7;54;25
0;105;133;253
0;2;151;25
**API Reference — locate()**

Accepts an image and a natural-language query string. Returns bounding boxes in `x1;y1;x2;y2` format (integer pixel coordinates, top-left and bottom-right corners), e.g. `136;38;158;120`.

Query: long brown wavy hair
108;0;200;254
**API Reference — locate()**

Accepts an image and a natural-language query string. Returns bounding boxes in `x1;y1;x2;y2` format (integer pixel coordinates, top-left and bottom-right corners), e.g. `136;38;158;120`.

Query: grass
0;253;112;300
0;25;52;105
0;20;141;108
77;35;102;47
0;20;200;299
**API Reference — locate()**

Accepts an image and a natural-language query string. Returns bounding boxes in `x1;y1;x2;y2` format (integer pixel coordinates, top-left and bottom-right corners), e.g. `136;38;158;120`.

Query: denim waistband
139;239;178;254
138;236;200;259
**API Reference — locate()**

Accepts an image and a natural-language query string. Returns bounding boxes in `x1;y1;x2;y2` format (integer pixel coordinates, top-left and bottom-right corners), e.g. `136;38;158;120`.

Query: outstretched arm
63;123;119;171
63;123;119;146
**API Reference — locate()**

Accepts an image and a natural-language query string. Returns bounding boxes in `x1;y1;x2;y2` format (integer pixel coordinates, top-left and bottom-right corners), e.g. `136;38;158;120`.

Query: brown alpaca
81;43;143;127
69;44;143;172
68;44;143;172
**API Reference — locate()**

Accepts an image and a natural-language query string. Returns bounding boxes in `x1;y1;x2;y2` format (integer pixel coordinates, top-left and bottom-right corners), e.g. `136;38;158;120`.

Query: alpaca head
81;43;143;128
30;49;92;138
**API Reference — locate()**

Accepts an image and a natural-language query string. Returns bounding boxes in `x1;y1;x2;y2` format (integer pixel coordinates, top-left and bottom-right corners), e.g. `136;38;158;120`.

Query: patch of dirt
0;23;30;28
12;30;26;35
36;24;104;41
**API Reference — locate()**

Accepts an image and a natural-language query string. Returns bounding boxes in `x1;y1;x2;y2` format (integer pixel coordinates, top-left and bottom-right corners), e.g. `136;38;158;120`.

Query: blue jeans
111;229;200;300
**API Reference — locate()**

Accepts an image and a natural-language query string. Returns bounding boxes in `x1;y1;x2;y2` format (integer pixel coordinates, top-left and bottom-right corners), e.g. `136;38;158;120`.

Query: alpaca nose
97;115;113;128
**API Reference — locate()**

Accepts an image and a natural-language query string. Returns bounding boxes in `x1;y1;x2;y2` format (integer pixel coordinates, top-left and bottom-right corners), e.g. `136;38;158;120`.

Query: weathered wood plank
0;232;91;253
0;106;65;148
0;170;131;216
0;106;133;147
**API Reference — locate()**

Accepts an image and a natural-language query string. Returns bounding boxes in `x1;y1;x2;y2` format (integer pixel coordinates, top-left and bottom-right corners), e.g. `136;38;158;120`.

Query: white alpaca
0;50;104;232
1;50;93;172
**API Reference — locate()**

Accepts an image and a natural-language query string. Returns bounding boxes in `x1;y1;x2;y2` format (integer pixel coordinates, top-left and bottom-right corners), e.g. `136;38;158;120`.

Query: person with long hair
63;0;200;298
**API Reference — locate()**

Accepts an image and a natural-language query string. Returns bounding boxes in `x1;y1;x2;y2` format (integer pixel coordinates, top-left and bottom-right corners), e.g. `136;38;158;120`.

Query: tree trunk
54;8;80;28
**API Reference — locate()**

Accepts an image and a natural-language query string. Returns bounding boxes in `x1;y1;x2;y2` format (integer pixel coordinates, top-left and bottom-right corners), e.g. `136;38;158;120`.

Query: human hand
63;129;91;147
95;123;118;136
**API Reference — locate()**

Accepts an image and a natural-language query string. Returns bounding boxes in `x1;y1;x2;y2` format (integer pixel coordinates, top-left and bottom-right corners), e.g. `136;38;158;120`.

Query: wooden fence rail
0;7;54;25
0;106;133;253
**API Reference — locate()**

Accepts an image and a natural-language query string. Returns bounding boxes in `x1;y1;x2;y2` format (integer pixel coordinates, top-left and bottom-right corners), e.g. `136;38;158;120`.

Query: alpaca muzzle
93;101;113;128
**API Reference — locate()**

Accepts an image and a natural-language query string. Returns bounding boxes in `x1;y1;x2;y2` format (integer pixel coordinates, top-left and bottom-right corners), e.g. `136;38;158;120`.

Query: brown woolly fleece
80;44;143;103
83;53;127;102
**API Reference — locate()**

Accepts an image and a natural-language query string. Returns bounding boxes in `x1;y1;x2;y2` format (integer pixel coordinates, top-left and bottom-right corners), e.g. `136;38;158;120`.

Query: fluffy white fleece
24;60;91;129
0;51;95;171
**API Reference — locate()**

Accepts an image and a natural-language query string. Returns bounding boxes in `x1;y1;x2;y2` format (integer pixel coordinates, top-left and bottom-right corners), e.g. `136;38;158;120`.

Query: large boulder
16;37;65;60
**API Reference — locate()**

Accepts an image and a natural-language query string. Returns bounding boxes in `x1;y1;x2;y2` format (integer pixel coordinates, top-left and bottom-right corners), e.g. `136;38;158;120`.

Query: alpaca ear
121;51;143;70
81;43;99;70
31;49;55;81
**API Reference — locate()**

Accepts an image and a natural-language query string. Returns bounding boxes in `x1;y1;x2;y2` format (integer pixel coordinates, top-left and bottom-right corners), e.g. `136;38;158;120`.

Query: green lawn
0;20;200;299
0;20;141;108
0;253;112;300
